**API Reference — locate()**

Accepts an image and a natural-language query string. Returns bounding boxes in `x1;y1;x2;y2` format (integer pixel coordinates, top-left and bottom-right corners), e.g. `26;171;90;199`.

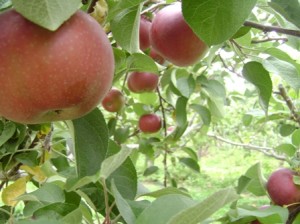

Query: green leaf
279;124;297;137
182;0;257;46
263;57;300;91
138;187;192;199
269;0;300;29
292;129;300;147
179;157;200;173
111;180;136;224
0;0;11;10
135;194;196;224
127;53;159;74
0;121;16;147
143;166;159;176
175;97;188;127
111;5;141;53
114;127;130;144
12;0;81;31
275;144;296;157
244;162;267;196
69;108;108;178
171;69;195;98
16;219;63;224
107;140;138;200
242;62;272;113
191;104;211;125
236;175;252;194
18;183;65;204
100;146;132;179
61;208;82;224
167;188;239;224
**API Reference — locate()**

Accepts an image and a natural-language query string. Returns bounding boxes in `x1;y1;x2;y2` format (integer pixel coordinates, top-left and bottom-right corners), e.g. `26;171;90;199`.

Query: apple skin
251;221;261;224
149;48;165;65
127;72;159;93
101;88;125;112
266;168;300;206
150;3;208;67
139;114;162;133
0;10;114;124
139;16;152;51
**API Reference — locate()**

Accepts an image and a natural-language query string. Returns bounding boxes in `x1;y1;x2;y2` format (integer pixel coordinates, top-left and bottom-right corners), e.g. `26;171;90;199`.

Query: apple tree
1;0;300;223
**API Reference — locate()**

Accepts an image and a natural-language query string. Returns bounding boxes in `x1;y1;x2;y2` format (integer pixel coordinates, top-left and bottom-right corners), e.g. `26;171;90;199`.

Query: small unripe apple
101;88;125;112
149;48;165;65
139;114;162;133
150;3;208;67
0;10;114;124
266;168;300;206
127;72;159;93
139;16;152;51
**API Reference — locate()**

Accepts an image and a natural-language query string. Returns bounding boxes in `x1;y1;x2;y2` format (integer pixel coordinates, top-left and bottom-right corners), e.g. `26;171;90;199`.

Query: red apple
251;220;261;224
101;88;125;112
266;168;300;206
127;72;159;93
139;114;162;133
149;48;165;65
150;3;208;67
0;10;114;124
139;16;152;51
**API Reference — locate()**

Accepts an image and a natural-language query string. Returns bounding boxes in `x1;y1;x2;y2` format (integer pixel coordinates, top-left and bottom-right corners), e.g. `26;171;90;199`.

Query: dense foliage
1;0;300;223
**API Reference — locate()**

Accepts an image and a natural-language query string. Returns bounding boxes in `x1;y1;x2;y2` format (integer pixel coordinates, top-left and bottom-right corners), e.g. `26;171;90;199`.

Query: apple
0;10;114;124
149;48;165;65
150;3;208;67
266;168;300;206
127;72;159;93
101;88;125;112
139;16;152;51
251;220;261;224
139;114;162;133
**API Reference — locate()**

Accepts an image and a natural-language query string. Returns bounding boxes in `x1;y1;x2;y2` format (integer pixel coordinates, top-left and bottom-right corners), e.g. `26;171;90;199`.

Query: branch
251;37;288;44
244;21;300;38
278;84;300;126
207;133;286;161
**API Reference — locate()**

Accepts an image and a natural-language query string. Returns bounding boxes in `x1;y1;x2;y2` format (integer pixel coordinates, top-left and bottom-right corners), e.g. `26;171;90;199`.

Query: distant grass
138;143;286;220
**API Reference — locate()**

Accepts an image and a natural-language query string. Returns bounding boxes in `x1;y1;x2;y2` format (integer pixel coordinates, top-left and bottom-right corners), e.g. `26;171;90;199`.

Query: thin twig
207;133;286;161
278;84;300;126
244;21;300;38
251;37;288;44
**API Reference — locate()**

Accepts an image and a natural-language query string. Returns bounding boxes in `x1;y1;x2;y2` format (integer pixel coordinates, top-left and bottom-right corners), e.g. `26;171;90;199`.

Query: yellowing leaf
20;165;47;183
1;177;27;206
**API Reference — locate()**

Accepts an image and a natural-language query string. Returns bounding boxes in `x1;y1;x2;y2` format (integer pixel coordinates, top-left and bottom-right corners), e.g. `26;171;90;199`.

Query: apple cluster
140;3;208;67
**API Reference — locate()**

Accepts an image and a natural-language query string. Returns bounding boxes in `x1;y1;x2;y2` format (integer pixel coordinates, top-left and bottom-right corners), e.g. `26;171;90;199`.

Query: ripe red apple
139;16;152;51
266;168;300;206
101;88;125;112
139;114;162;133
150;3;208;67
251;220;261;224
0;10;114;124
149;48;165;65
127;72;159;93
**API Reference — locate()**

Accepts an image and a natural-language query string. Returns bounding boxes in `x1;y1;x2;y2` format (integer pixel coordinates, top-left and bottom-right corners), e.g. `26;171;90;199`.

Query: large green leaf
127;53;159;74
111;5;142;53
111;180;136;224
107;141;137;200
182;0;257;46
68;108;108;178
135;194;196;224
244;163;267;196
12;0;81;31
269;0;300;29
263;57;300;91
242;62;272;113
0;121;16;147
167;188;239;224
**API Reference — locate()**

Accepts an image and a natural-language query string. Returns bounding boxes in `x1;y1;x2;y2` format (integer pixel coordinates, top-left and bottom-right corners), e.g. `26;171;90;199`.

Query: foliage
1;0;300;223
